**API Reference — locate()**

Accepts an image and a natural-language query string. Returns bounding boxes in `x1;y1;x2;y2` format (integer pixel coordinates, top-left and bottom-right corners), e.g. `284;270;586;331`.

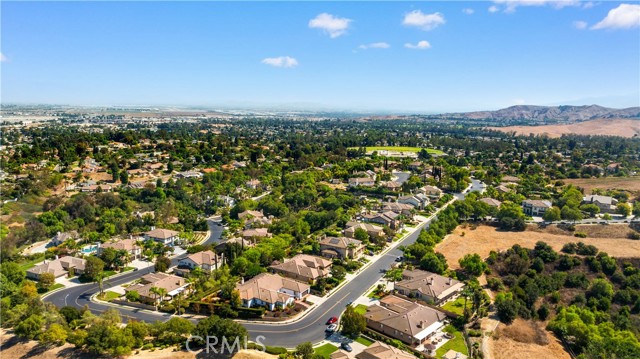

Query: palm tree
94;272;107;297
461;287;474;319
149;286;163;311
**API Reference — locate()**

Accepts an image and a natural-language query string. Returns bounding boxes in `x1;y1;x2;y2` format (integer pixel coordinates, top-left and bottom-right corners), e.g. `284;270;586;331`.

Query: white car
326;324;338;333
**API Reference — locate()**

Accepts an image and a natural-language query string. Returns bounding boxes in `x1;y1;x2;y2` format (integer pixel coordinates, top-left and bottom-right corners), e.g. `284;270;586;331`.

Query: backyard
435;325;468;358
440;297;471;316
314;343;338;359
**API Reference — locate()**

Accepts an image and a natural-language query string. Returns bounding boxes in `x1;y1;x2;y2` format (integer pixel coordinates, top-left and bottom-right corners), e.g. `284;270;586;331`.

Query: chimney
428;278;434;285
447;278;452;285
418;320;424;328
241;277;245;284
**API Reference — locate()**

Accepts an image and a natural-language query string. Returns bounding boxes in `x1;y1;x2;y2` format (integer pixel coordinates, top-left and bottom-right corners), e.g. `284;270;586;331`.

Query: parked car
341;342;352;352
326;316;338;325
326;324;338;333
346;301;353;307
395;256;403;262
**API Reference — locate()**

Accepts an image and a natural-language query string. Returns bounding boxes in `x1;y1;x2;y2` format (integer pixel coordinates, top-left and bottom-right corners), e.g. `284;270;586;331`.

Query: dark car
326;316;338;325
395;256;403;262
341;342;352;352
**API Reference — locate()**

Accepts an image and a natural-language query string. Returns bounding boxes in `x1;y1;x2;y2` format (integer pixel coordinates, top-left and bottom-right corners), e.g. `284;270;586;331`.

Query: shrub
574;232;587;238
628;231;640;240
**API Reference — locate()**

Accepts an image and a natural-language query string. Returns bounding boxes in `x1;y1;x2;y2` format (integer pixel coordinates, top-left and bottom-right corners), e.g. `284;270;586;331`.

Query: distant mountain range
427;105;640;124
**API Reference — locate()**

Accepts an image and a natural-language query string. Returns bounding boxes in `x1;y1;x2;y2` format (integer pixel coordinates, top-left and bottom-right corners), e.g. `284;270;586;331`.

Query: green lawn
103;270;117;277
314;343;339;359
354;304;368;315
349;146;444;155
18;256;45;271
440;297;471;316
435;325;469;358
99;291;121;301
354;336;374;347
121;267;135;273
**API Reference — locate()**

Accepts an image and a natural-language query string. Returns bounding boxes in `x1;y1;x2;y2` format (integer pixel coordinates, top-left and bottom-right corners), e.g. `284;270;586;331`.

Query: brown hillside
488;118;640;138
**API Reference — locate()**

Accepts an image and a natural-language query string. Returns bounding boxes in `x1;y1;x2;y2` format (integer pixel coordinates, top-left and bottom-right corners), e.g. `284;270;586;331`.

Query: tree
0;262;26;285
155;255;171;272
420;252;448;274
95;271;107;296
542;206;561;222
194;315;248;345
384;268;403;282
561;205;583;222
38;272;56;291
579;204;600;218
295;342;315;359
459;254;488;277
495;293;517;324
100;247;118;270
587;279;614;300
41;323;68;346
15;314;43;339
341;305;366;337
119;170;129;185
125;290;140;302
331;265;347;281
353;228;369;243
616;203;631;217
83;256;105;281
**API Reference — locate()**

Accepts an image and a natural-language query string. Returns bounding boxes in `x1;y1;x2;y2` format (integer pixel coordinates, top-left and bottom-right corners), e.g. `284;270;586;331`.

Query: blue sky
2;1;639;113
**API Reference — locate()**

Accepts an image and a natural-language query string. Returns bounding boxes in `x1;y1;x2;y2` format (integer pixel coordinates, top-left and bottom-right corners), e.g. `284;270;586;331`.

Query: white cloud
492;0;582;13
358;42;391;50
308;13;352;38
488;5;500;13
404;40;432;50
402;10;445;31
463;8;475;15
592;4;640;30
0;53;6;62
573;20;588;29
261;56;298;68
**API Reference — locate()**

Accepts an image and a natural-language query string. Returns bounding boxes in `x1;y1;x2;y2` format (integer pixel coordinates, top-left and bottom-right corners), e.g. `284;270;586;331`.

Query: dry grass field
491;319;570;359
436;224;640;270
563;177;640;195
488;118;640;138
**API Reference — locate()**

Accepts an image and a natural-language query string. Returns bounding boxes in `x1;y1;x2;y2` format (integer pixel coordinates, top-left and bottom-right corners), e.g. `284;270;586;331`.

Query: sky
1;1;639;113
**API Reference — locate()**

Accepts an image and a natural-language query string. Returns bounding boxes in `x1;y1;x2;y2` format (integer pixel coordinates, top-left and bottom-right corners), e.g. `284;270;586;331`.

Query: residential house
349;177;376;188
238;210;272;228
521;199;552;216
382;202;414;217
344;222;386;240
381;181;403;192
125;272;190;304
417;185;442;200
395;270;465;305
398;194;429;210
246;179;262;189
362;211;400;229
145;228;179;246
479;198;501;208
495;185;512;194
51;231;79;246
176;171;203;179
98;238;142;259
217;195;236;208
319;236;364;259
176;250;223;276
242;228;272;240
354;341;415;359
26;256;87;280
236;272;310;311
582;195;618;214
364;295;447;346
269;254;332;283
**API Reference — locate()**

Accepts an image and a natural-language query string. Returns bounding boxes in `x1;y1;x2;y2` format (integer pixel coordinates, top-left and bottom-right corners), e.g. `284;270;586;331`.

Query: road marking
64;294;69;306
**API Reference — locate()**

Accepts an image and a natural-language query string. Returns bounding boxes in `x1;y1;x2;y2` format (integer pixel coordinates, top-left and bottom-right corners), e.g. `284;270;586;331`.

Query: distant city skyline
2;1;639;113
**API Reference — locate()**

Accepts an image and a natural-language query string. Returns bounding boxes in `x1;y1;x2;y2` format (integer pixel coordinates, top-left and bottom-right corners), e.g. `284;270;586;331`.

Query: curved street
44;186;479;348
